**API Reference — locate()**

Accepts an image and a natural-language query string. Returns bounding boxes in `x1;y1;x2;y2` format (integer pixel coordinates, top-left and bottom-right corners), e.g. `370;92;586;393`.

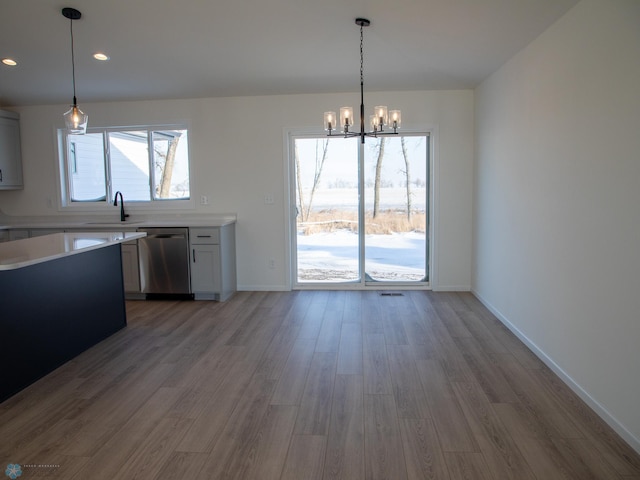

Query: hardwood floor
1;291;639;479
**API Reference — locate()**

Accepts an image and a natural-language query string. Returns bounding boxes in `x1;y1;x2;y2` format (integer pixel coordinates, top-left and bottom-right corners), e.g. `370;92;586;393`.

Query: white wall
474;0;640;449
1;90;474;291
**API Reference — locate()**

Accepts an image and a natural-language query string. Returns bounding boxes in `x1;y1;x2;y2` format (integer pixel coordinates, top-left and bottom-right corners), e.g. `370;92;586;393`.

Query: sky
295;135;428;190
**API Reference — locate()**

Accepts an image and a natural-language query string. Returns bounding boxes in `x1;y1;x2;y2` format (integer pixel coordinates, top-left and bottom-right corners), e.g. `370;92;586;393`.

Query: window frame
57;123;195;211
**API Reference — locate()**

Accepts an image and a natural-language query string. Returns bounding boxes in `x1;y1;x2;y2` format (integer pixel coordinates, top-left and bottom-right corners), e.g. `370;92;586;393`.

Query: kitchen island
0;231;146;402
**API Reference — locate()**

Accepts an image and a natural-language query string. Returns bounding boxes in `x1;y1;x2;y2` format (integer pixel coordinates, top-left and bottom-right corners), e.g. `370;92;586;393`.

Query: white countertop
0;231;147;271
0;214;237;231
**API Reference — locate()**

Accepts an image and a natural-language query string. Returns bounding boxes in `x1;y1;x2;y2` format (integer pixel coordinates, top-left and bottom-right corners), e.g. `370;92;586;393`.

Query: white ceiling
0;0;579;107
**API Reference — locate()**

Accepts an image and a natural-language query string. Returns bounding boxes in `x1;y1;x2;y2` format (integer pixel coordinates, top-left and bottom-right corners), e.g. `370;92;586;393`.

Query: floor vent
380;292;404;296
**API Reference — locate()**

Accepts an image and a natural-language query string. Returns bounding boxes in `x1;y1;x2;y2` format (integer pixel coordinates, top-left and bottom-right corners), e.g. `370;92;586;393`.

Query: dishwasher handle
144;233;187;239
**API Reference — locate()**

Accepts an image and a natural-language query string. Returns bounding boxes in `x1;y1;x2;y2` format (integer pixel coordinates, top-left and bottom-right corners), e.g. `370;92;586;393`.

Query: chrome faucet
113;191;129;222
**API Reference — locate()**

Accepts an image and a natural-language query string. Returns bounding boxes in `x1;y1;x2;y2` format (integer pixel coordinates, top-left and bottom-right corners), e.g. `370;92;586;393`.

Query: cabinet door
30;229;64;237
9;230;29;241
121;243;141;292
0;115;23;189
191;244;221;293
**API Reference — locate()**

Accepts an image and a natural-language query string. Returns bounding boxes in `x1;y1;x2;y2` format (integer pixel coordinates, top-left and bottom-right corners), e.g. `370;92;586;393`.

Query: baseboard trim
433;284;471;292
471;289;640;455
238;285;290;292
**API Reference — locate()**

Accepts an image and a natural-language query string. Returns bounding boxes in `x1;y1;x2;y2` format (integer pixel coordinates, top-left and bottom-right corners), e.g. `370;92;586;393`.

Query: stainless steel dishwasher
138;227;192;296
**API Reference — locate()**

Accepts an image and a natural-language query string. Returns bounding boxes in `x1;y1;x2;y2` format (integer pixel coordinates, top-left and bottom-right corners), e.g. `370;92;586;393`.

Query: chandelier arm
327;131;359;139
366;130;398;137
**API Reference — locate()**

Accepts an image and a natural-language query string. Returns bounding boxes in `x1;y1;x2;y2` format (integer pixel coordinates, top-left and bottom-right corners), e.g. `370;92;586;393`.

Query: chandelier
324;18;401;144
62;7;88;135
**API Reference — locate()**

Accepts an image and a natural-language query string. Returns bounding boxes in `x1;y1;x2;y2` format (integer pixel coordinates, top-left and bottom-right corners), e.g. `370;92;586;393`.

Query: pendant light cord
359;22;365;142
360;23;364;88
69;15;77;105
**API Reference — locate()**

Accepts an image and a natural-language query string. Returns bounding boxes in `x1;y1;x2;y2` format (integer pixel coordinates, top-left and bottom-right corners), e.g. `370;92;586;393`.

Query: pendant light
62;7;88;135
324;18;401;144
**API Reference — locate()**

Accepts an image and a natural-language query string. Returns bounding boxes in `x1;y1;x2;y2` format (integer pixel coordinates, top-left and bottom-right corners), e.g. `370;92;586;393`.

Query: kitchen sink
85;221;145;225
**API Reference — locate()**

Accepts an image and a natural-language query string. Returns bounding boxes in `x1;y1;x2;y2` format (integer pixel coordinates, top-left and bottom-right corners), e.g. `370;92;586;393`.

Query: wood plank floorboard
1;291;638;479
336;322;363;375
293;352;336;435
386;344;430;419
324;374;365;480
364;394;408;480
280;434;326;480
414;359;478;452
400;417;450;480
444;451;492;480
363;333;393;395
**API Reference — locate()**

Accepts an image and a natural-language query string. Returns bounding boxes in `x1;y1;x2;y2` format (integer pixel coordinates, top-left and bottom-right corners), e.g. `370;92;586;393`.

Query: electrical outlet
268;259;275;269
200;195;209;205
264;194;275;205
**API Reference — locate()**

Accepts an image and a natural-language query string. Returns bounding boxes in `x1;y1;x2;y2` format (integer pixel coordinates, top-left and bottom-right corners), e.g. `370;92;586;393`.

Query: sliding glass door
363;136;429;282
292;133;429;287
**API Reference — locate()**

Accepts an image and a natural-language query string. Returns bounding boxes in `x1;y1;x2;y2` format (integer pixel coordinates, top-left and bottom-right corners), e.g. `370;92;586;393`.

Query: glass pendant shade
340;107;353;132
64;104;88;135
370;114;378;132
324;111;337;132
389;109;401;130
374;106;388;127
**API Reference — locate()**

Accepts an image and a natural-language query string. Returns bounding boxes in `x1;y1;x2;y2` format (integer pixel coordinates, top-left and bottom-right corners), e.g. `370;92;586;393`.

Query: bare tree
155;133;182;198
296;139;330;222
373;137;386;218
400;136;412;221
295;141;305;220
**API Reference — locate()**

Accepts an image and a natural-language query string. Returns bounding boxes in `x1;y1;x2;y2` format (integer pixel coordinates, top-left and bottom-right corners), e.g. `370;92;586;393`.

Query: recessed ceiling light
2;58;17;66
93;53;109;61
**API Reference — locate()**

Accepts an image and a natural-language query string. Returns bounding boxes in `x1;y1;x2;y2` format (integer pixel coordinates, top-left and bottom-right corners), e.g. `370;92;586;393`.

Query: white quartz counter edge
0;215;237;230
0;232;147;271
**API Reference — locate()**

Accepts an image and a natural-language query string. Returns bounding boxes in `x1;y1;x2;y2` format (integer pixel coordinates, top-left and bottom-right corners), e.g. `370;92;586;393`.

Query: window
60;125;190;206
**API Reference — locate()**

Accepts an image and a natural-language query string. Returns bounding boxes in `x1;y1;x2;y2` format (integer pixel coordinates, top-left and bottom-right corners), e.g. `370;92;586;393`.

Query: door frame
283;126;438;290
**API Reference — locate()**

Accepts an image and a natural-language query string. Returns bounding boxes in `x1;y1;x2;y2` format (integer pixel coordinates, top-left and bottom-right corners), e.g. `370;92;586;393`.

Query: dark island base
0;244;127;402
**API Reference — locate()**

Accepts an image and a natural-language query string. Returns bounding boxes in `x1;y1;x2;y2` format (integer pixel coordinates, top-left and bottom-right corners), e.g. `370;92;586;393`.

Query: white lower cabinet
191;244;222;295
121;242;141;294
6;229;62;240
29;229;64;237
189;225;236;301
9;229;29;241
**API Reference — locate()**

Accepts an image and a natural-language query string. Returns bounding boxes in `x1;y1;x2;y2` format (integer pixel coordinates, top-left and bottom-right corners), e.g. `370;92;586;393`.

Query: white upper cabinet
0;109;23;189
